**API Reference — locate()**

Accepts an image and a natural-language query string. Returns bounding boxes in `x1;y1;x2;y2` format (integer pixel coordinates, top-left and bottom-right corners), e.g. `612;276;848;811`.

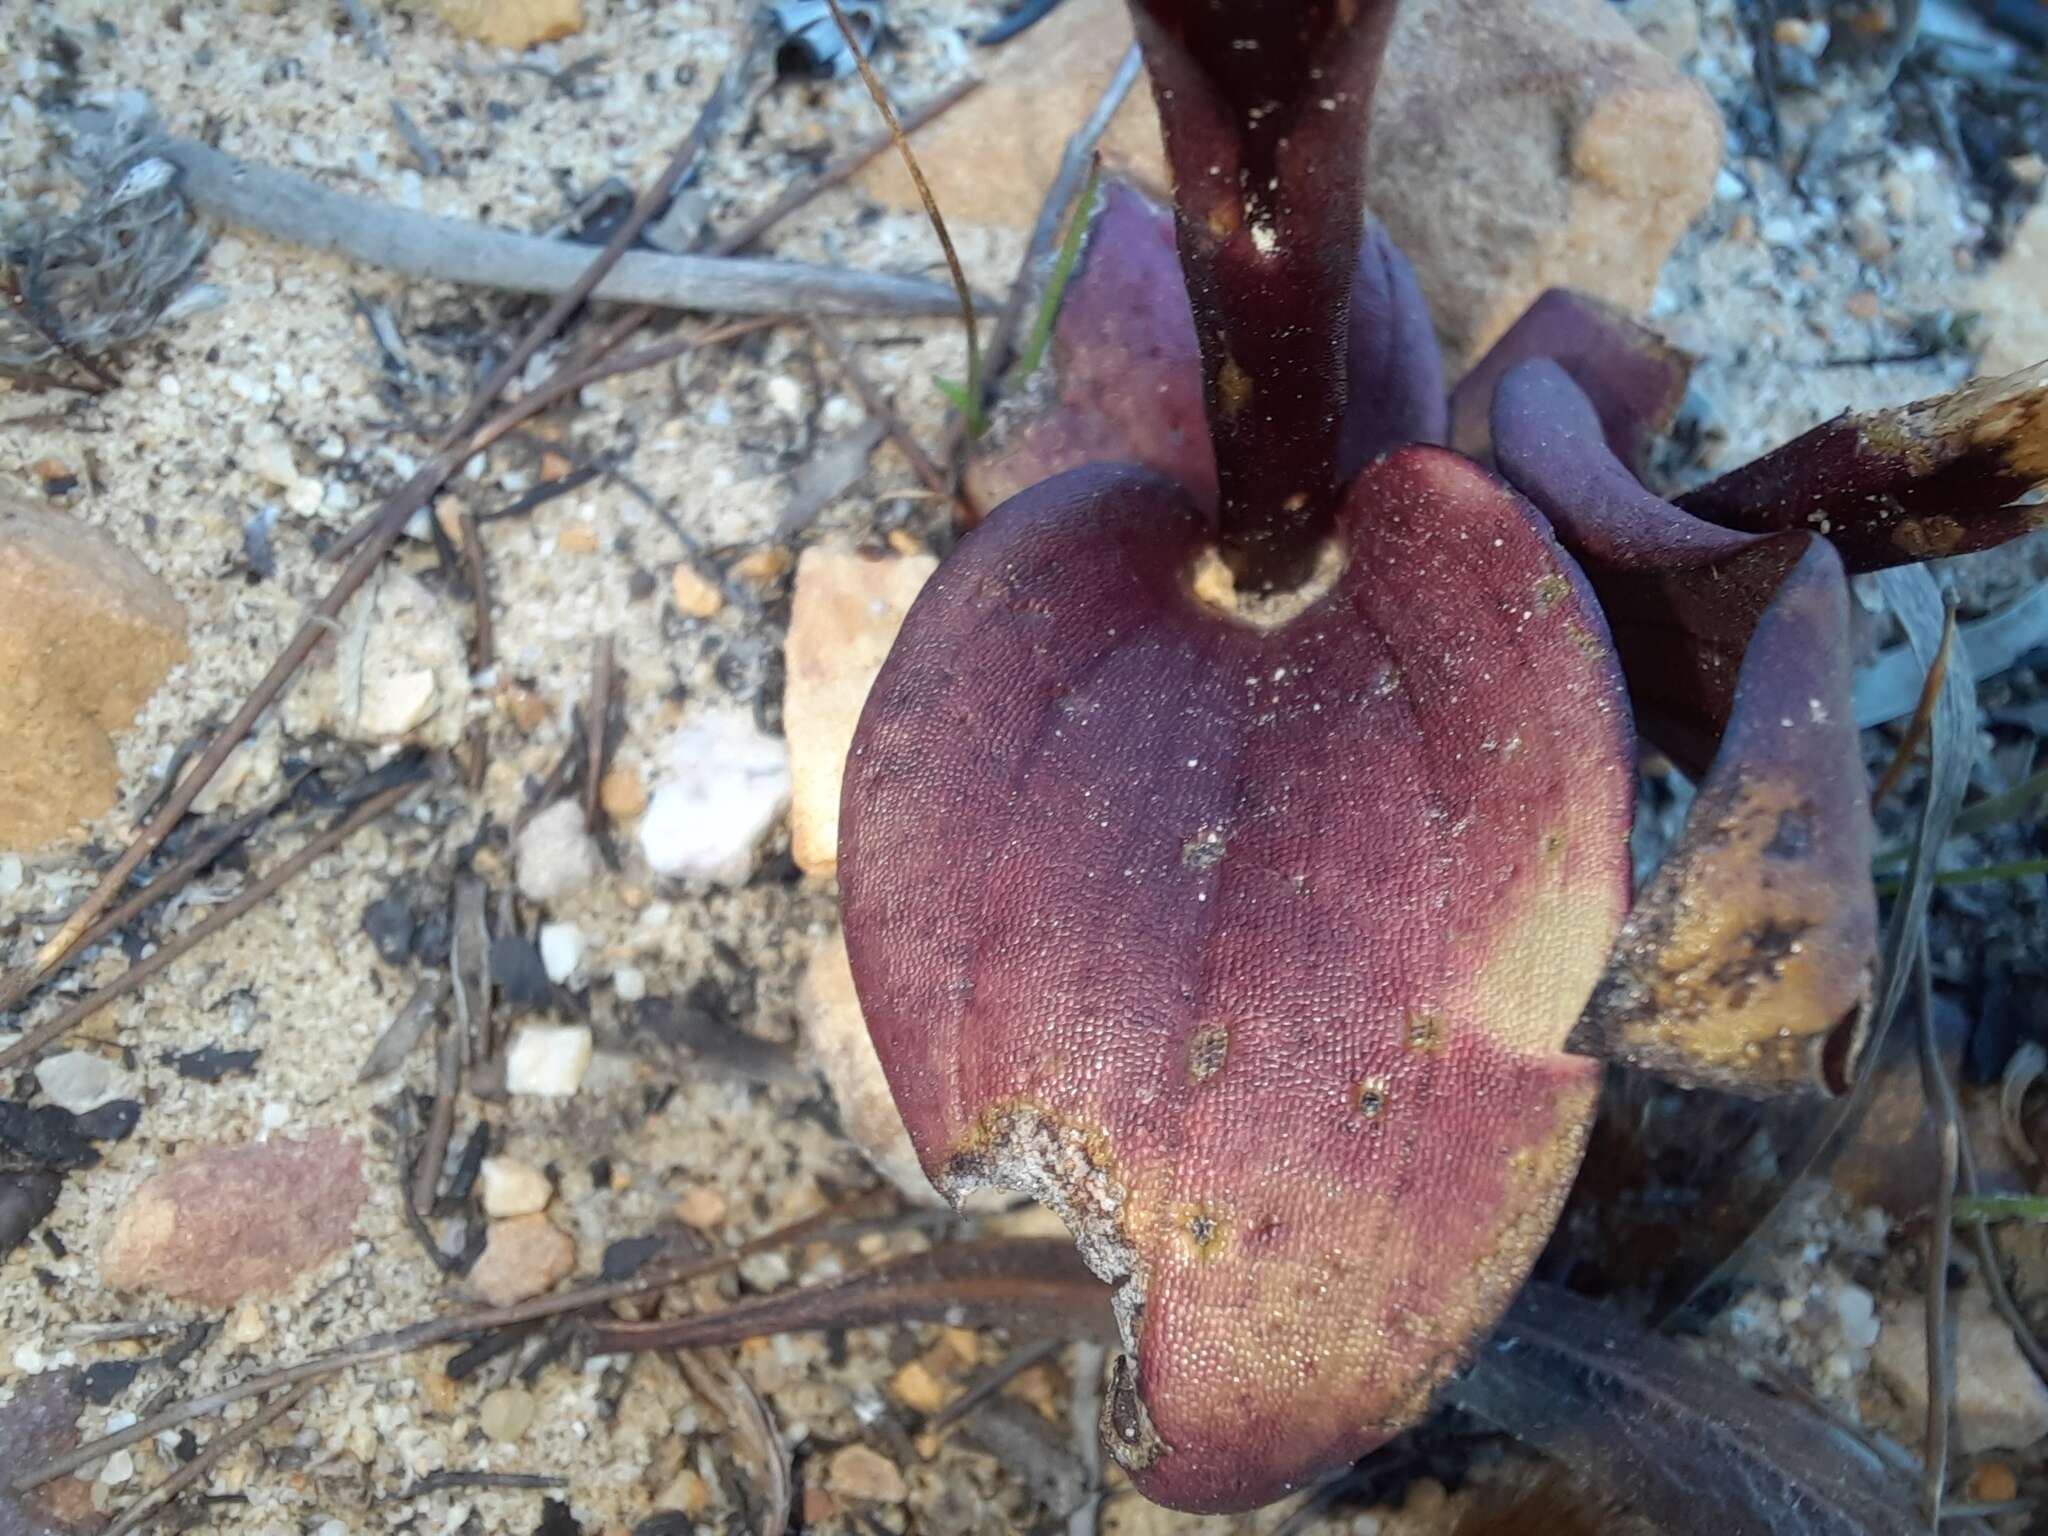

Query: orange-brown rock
468;1212;576;1305
0;500;186;851
783;546;936;876
431;0;582;50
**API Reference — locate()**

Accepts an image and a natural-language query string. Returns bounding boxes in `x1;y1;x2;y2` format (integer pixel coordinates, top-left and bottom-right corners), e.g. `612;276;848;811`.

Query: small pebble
227;1301;267;1344
98;1131;365;1306
803;1488;842;1524
557;524;599;555
0;854;24;897
497;683;552;733
1966;1461;2019;1503
516;800;602;903
479;1386;537;1442
98;1450;134;1487
356;668;439;738
34;1051;123;1114
538;922;585;985
469;1214;576;1307
480;1155;552;1217
826;1443;908;1503
599;764;649;820
669;562;726;619
730;546;794;587
673;1185;729;1230
505;1024;593;1096
639;711;791;885
612;965;648;1003
891;1359;948;1415
1834;1283;1879;1349
654;1469;711;1514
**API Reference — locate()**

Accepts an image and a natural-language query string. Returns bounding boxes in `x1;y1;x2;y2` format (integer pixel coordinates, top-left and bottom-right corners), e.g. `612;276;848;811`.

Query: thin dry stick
987;44;1140;390
7;785;297;986
102;1380;316;1536
9;109;740;1004
824;0;980;399
328;76;743;563
13;1201;882;1491
943;43;1142;478
1914;940;1958;1526
927;1336;1064;1431
464;319;774;467
808;319;950;500
460;511;493;670
712;79;980;256
1872;604;1956;807
583;636;616;830
147;141;959;320
411;1022;463;1218
0;784;413;1072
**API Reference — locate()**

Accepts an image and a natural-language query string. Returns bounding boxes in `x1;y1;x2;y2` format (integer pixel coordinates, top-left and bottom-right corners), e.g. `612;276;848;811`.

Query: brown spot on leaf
1187;1022;1230;1082
1404;1010;1446;1052
1534;574;1570;613
1706;919;1810;1007
1180;1205;1228;1258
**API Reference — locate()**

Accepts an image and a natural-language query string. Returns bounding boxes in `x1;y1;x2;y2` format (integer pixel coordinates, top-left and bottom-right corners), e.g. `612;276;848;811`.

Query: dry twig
12;1202;890;1491
148;138;962;320
102;1380;316;1536
809;319;952;502
1871;603;1956;806
7;103;744;1007
942;43;1142;476
0;783;415;1072
825;0;981;400
583;636;617;831
459;511;493;670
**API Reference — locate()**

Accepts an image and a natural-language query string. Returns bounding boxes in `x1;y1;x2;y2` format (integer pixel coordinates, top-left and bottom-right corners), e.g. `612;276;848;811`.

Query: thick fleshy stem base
1127;0;1400;589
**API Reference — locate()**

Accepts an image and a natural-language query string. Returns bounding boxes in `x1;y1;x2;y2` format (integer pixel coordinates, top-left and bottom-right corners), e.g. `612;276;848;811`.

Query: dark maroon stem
1127;0;1399;589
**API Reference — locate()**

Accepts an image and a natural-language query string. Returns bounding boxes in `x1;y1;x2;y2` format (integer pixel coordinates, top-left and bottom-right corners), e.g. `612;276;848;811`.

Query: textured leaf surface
841;449;1631;1511
1495;361;1875;1095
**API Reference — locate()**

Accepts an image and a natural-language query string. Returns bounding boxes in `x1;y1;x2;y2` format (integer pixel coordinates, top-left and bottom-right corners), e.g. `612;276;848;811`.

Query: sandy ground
2;0;2044;1532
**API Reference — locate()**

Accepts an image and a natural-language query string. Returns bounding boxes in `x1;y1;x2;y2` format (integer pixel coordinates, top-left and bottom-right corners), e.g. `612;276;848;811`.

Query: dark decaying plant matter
835;0;2048;1515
